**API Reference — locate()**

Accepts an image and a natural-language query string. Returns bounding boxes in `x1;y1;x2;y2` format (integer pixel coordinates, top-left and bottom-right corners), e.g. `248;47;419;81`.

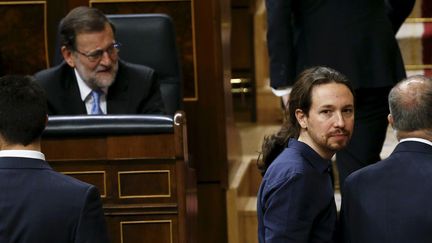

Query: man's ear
388;114;394;128
295;109;307;129
61;46;75;68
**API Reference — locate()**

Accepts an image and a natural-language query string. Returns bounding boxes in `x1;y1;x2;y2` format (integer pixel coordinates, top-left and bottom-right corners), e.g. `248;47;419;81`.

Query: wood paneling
197;183;228;243
41;114;195;243
187;1;236;242
0;1;48;75
118;170;172;198
121;220;174;243
105;215;179;243
231;8;253;73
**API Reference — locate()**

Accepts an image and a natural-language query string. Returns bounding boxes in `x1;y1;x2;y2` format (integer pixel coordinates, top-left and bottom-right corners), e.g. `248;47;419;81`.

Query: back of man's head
0;75;47;146
388;75;432;132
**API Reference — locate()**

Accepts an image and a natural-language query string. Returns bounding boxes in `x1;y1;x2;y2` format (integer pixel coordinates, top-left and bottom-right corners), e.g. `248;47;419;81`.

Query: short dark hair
258;66;354;175
0;75;47;146
60;6;115;50
388;75;432;131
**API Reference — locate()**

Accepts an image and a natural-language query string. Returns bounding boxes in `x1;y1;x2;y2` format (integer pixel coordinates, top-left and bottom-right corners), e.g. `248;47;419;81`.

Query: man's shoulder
347;141;432;185
119;60;155;76
50;170;93;188
0;157;93;193
31;167;94;196
265;148;305;178
344;156;393;189
114;60;157;92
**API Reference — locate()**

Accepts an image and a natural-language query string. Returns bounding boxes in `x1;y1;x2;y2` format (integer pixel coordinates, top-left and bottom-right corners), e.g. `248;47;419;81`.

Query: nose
334;112;345;128
99;51;113;66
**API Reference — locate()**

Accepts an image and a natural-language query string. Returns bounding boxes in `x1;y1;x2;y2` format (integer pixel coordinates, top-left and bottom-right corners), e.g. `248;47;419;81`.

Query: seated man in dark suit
340;75;432;243
0;75;109;242
34;6;165;115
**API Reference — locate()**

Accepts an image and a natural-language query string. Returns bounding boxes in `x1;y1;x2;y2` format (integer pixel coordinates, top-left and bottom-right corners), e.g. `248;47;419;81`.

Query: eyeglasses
74;42;121;62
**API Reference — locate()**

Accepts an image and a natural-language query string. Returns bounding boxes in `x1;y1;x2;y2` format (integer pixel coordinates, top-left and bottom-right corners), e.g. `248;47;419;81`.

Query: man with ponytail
257;66;355;243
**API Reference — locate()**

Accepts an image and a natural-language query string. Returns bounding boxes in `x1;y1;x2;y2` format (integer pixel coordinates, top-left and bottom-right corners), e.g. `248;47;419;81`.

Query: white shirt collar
399;137;432;147
74;69;107;114
74;68;93;102
0;150;45;160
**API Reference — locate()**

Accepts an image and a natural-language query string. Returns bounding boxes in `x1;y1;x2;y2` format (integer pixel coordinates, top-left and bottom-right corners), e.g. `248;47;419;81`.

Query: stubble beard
90;62;118;89
326;131;351;152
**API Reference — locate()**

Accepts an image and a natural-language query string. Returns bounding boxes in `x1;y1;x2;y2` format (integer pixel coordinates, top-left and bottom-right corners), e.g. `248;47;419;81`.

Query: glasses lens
87;50;104;62
77;42;120;62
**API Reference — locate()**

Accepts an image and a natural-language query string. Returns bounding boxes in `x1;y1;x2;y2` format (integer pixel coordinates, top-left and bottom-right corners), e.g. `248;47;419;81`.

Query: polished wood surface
187;1;240;242
0;1;48;75
41;113;196;243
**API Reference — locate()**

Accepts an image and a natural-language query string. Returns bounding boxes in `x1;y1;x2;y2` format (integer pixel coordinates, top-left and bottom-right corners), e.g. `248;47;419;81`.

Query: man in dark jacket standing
340;75;432;243
265;0;415;189
0;75;109;243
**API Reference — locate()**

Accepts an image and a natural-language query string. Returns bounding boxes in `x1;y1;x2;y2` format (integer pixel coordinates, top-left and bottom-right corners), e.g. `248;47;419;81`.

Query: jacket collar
393;140;432;154
0;157;52;170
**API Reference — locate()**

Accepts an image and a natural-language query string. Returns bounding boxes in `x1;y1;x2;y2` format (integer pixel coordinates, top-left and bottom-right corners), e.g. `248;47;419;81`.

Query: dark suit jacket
0;157;109;242
340;141;432;243
34;60;165;115
266;0;414;89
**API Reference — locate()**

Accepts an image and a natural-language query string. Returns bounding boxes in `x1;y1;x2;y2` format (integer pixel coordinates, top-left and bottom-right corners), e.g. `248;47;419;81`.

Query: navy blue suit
265;0;415;188
34;60;165;115
340;141;432;243
257;139;336;243
0;157;109;243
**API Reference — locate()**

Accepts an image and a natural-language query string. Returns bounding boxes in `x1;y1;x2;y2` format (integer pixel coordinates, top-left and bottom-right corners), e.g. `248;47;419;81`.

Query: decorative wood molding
118;170;172;198
120;220;173;243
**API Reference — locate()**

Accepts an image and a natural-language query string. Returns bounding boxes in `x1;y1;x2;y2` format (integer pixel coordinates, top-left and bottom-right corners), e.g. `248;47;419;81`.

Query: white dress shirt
74;69;107;114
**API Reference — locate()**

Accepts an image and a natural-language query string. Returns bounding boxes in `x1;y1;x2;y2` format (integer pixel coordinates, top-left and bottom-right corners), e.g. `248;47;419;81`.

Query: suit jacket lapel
60;65;87;114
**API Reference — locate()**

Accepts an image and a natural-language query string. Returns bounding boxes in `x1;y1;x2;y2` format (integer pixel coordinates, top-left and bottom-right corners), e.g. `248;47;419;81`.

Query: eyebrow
82;41;116;53
317;104;354;109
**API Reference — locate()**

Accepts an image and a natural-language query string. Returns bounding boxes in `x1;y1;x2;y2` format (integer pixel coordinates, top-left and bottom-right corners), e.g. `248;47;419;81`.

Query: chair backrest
52;13;182;115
